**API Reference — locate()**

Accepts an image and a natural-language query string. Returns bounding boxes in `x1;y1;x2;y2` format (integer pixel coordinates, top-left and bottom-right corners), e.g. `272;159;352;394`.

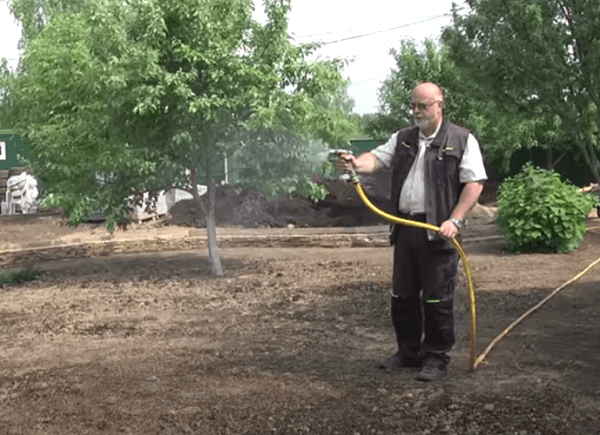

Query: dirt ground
1;201;600;434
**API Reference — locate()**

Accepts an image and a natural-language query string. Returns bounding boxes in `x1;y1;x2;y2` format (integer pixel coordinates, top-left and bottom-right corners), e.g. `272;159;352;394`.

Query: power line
349;76;388;86
296;7;465;42
317;8;464;46
297;21;412;40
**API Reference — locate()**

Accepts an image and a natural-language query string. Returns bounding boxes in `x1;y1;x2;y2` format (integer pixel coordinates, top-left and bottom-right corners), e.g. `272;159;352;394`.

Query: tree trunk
545;149;553;169
545;149;566;170
574;134;600;184
190;168;223;276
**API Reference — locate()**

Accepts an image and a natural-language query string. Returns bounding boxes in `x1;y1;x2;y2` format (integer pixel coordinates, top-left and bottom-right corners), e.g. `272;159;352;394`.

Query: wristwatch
449;217;463;230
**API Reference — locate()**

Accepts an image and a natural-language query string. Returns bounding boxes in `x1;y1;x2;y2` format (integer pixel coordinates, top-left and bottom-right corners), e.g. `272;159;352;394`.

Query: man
337;82;487;381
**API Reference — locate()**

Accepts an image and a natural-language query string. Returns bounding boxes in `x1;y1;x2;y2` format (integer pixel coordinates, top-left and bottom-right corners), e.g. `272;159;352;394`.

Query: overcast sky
0;0;464;114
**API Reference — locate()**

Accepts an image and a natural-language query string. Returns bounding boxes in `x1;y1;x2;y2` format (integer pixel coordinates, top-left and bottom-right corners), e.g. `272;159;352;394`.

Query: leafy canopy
443;0;600;181
6;0;356;226
366;38;566;177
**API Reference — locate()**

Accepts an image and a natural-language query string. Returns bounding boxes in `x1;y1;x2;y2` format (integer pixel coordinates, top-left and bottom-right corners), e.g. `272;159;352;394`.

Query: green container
0;130;36;172
349;138;384;155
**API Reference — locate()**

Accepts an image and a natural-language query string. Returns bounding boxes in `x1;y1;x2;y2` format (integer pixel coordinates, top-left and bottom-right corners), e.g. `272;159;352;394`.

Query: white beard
414;117;433;131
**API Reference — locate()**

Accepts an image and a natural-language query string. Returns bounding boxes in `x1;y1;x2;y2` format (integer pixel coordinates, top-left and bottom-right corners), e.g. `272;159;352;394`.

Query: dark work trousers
391;215;459;369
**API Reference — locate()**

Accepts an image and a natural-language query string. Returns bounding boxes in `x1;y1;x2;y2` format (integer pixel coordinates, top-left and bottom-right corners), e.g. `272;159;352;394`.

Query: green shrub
0;269;43;285
495;163;599;253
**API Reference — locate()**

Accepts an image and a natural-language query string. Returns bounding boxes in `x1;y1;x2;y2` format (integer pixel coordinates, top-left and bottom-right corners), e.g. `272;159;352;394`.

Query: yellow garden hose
350;170;600;371
472;226;600;369
472;254;600;369
347;174;479;370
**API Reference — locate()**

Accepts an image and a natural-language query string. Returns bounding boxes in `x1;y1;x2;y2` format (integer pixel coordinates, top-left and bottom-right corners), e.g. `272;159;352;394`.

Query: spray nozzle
329;148;354;157
329;149;359;183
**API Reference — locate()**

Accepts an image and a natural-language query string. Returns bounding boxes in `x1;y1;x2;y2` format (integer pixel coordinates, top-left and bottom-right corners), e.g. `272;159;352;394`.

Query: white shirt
371;124;487;213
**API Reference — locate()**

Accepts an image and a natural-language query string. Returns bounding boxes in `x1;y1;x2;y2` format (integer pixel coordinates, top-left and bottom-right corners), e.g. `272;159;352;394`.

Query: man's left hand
439;220;460;239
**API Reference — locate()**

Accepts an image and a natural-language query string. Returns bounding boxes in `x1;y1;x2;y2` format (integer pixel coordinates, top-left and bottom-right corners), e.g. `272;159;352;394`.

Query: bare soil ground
1;201;600;434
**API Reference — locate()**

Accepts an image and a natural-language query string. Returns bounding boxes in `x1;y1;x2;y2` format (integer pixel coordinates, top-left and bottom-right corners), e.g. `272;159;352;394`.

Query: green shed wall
0;130;36;171
349;139;384;156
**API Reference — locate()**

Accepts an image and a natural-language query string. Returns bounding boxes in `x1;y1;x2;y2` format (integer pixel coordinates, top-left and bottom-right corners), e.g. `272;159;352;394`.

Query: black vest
390;119;470;244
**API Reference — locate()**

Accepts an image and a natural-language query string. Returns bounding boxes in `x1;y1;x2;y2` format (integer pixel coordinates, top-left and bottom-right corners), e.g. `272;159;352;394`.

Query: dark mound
166;181;393;228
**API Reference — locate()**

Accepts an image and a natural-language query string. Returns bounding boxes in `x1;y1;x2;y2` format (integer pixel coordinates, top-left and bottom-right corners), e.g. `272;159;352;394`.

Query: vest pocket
434;151;461;222
439;150;461;185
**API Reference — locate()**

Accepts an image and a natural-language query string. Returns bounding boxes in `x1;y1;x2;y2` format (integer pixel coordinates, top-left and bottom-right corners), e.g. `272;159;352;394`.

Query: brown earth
1;190;600;434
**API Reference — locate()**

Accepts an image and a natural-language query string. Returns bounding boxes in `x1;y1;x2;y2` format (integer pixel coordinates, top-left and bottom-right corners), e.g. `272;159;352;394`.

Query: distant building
349;138;384;156
0;130;36;172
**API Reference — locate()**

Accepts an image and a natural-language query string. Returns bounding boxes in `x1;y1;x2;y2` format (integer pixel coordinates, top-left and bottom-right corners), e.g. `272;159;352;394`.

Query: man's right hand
335;153;356;175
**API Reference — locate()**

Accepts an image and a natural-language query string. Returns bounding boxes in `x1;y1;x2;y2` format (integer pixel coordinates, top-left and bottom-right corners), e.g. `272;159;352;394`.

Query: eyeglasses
409;101;442;111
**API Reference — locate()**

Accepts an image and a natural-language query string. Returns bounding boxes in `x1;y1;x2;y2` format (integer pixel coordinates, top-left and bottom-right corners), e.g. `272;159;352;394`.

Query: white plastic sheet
6;172;38;214
129;186;206;221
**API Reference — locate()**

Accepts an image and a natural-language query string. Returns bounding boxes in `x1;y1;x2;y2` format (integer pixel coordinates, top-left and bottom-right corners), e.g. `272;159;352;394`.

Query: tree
0;58;13;125
231;81;360;199
443;0;600;182
366;37;571;177
7;0;90;38
6;0;354;275
232;130;330;199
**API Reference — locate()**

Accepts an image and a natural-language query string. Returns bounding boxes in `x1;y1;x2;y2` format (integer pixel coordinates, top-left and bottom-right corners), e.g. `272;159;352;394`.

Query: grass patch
0;269;43;285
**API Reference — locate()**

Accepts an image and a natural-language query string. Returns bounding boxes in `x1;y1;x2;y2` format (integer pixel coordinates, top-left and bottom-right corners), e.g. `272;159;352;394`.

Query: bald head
412;82;445;104
410;82;445;136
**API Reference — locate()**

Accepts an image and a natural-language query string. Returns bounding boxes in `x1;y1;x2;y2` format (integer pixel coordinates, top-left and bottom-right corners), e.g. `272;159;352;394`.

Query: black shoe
416;360;447;382
378;352;422;372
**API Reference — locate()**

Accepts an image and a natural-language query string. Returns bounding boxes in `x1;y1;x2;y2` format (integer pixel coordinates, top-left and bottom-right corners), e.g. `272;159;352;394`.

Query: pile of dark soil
166;181;393;228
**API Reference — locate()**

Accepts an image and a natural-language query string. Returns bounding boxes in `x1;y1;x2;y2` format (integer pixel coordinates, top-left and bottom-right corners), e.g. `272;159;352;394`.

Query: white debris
129;186;207;221
4;172;38;214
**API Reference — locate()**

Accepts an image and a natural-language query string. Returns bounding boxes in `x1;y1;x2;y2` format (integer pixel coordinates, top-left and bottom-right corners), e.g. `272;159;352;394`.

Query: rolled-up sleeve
370;132;398;169
459;133;488;183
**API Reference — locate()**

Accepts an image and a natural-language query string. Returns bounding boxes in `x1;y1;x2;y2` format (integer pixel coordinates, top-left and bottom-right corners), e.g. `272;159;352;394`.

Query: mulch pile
166;180;393;228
